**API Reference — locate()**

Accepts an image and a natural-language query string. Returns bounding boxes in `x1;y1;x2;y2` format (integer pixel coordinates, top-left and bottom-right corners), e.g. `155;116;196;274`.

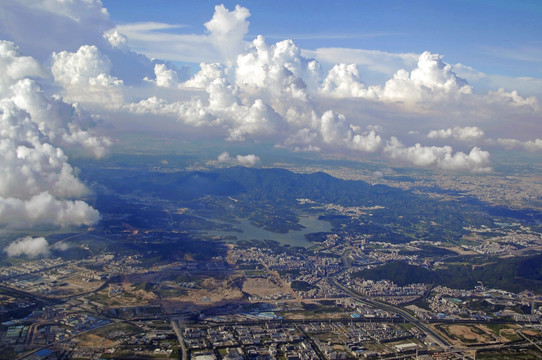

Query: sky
0;0;541;232
102;0;542;80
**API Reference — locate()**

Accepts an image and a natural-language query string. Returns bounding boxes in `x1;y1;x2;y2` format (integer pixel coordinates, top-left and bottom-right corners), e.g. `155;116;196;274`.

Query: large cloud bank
0;1;541;231
116;5;540;172
0;40;107;229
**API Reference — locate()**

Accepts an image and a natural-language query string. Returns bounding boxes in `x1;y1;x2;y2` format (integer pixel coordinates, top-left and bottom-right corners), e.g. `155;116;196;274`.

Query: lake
204;215;332;248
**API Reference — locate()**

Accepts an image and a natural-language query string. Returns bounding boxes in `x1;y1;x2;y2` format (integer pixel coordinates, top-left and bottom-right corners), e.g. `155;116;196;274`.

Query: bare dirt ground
124;283;157;302
101;271;249;310
441;324;494;345
442;246;478;255
56;275;104;297
523;329;542;337
160;276;245;310
242;277;284;297
74;333;115;348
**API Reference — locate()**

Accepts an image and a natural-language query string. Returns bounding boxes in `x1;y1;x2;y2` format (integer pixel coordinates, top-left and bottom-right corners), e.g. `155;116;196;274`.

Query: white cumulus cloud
316;51;472;103
384;137;491;172
487;88;538;109
147;63;180;88
0;41;107;229
204;4;250;64
235;35;321;105
0;192;100;228
4;236;50;258
305;47;419;78
104;30;128;51
320;63;376;98
497;138;542;152
131;60;283;142
52;45;123;105
427;126;485;141
374;51;472;103
217;151;260;166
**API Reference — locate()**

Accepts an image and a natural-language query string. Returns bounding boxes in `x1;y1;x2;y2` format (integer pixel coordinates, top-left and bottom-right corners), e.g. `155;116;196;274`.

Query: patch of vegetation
318;300;336;306
153;287;187;298
477;347;542;360
485;324;522;342
291;280;314;292
305;232;332;242
298;302;345;316
91;322;141;338
133;282;154;292
399;245;456;257
398;323;415;330
82;165;533;251
278;268;301;277
172;274;191;283
353;253;542;293
301;303;319;311
0;349;18;360
88;291;112;304
466;299;506;314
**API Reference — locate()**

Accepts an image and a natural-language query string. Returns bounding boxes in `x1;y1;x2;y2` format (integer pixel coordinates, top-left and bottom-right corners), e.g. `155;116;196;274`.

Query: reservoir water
205;215;332;248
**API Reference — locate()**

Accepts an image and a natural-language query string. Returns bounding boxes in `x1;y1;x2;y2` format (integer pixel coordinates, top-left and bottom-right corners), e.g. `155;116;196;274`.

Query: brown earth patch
159;277;244;306
443;246;477;255
442;324;494;344
75;333;115;348
242;277;283;297
523;330;541;337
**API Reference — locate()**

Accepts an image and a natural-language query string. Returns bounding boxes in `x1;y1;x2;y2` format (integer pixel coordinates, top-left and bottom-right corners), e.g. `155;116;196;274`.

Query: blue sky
102;0;542;79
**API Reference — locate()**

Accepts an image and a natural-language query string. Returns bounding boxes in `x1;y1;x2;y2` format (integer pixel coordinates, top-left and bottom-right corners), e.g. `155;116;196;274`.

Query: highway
171;319;188;360
328;277;451;348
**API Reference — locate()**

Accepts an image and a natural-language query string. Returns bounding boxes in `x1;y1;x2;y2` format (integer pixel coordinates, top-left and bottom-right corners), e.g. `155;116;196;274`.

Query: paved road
15;320;113;360
328;277;451;348
171;319;188;360
518;329;542;353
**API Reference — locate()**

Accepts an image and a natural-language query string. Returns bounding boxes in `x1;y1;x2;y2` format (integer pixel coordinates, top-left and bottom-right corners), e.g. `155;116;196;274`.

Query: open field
75;333;115;348
437;324;495;345
242;277;287;297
